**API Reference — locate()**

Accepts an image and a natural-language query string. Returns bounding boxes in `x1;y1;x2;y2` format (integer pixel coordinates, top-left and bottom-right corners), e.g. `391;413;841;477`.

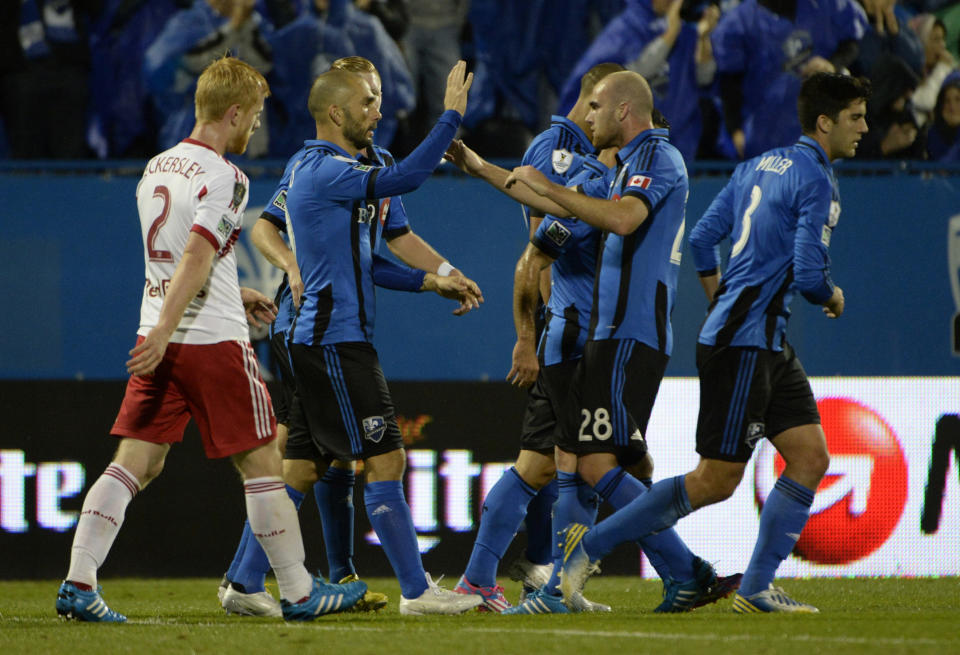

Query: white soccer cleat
221;583;283;618
398;573;485;616
217;574;229;605
506;556;553;591
567;591;611;613
732;585;819;614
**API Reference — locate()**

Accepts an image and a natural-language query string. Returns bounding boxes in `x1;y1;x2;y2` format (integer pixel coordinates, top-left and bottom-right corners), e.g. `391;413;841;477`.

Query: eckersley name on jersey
135;139;250;345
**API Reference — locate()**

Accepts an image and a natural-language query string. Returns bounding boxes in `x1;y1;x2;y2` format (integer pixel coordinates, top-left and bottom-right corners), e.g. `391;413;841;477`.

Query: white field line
6;618;955;647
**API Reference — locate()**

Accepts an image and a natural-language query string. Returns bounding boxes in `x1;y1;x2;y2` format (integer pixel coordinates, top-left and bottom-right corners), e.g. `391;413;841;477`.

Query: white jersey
135;139;250;344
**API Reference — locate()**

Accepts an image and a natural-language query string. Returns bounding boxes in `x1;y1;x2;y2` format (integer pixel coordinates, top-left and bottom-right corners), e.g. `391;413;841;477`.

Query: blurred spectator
856;53;922;158
265;0;354;156
924;69;960;160
854;0;924;76
558;0;721;161
144;0;274;157
909;14;956;126
1;0;94;159
325;0;415;148
401;0;468;143
464;0;603;156
712;0;868;159
354;0;409;42
86;0;180;159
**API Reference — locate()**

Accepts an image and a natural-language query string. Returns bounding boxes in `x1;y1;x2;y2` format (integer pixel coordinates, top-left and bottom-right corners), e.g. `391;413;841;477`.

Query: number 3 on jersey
579;407;613;441
147;185;174;262
731;185;762;259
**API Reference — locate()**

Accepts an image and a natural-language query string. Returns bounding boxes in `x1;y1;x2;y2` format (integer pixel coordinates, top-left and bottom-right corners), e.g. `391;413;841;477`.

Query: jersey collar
303;139;355;159
550;115;594;154
796;135;831;167
616;128;669;167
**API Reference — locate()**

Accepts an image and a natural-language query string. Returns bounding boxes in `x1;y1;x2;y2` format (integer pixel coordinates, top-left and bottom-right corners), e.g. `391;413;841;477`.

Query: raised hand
443;60;474;117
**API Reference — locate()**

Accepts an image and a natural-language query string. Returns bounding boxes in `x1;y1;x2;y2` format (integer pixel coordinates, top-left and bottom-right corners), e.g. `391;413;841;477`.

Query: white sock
66;463;140;587
244;477;312;601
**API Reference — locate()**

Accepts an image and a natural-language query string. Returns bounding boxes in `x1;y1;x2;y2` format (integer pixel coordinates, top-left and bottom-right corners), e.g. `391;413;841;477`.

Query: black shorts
520;358;578;452
269;332;323;460
269;331;294;426
288;341;403;461
556;339;667;466
695;342;821;463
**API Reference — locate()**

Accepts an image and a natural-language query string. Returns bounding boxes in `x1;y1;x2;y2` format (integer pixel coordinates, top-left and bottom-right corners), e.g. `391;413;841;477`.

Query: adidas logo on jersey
371;504;392;516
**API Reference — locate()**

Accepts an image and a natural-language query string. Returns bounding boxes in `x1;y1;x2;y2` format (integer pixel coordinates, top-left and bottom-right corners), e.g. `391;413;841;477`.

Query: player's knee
364;448;406;481
805;447;830;484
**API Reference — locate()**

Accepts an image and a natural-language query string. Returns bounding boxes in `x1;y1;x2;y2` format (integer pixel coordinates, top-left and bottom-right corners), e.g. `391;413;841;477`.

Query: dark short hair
798;73;871;133
580;62;625;97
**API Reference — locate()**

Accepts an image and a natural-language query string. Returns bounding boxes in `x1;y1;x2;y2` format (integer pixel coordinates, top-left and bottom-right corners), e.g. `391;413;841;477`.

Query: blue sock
364;480;428;599
545;472;599;595
314;466;356;582
225;522;252;583
524;478;558;565
464;467;537;587
594;469;693;581
229;485;305;593
738;476;815;596
583;475;692;560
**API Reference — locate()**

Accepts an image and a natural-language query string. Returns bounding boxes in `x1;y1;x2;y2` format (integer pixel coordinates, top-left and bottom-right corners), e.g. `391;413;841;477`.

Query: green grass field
2;577;958;655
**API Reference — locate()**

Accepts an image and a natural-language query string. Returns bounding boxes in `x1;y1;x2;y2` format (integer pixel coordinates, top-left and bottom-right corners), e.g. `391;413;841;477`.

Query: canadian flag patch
628;174;652;189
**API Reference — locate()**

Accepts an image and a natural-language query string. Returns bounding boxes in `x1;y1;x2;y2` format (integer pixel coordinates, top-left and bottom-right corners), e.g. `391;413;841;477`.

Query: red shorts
111;338;276;458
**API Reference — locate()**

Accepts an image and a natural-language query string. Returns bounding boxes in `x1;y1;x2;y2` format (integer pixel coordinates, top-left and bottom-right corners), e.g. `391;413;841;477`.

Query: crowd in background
2;0;960;162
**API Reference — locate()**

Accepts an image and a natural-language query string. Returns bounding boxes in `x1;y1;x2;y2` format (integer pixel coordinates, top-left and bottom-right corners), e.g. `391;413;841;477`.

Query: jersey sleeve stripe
190;224;220;251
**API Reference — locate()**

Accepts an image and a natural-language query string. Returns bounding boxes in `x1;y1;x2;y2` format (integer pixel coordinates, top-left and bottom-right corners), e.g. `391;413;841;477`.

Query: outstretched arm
506;166;649;236
444;139;571;217
387;231;475;315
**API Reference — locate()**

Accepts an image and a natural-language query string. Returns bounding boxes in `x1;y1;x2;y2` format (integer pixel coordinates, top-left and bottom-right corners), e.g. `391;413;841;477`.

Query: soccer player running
219;56;474;617
558;72;868;613
282;61;485;616
55;56;367;623
447;70;738;612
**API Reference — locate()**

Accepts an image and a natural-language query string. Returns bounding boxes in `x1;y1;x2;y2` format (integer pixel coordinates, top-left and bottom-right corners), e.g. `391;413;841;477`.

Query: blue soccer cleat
502;587;570;615
558;523;600;606
56;581;127;623
654;576;702;613
732;585;819;614
281;574;367;621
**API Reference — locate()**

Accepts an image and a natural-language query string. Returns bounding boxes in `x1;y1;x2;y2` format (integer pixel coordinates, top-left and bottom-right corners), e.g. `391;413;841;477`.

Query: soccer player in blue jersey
448;70;740;612
451;63;622;614
219;57;472;617
279;61;485;616
557;72;868;613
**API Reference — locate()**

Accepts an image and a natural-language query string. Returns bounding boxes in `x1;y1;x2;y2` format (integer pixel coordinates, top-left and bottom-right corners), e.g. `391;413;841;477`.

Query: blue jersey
520;116;600;366
261;144;411;339
690;136;838;350
285;110;460;346
520;115;597;226
579;128;688;354
712;0;866;157
532;157;607;366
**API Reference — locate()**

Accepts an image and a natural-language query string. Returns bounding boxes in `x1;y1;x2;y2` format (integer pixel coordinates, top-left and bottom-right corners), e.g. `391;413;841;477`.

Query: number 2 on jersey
731;185;762;259
147;185;174;262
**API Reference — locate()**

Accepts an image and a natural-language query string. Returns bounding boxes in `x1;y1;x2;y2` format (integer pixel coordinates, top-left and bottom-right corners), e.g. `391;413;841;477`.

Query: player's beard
344;108;375;150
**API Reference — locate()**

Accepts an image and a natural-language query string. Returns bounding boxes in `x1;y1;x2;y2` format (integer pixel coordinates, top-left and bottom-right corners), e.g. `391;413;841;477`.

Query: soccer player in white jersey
55;55;366;623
